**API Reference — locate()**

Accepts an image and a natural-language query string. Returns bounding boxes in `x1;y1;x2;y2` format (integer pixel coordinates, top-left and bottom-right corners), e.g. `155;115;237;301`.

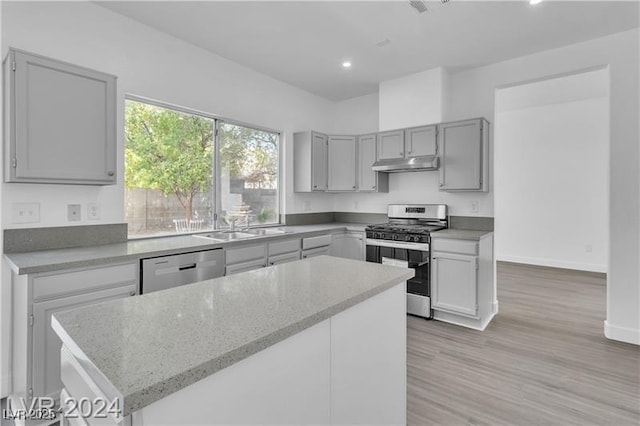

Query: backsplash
3;224;128;253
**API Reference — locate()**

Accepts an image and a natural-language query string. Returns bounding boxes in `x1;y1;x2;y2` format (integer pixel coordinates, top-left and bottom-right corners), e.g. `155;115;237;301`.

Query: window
124;99;280;238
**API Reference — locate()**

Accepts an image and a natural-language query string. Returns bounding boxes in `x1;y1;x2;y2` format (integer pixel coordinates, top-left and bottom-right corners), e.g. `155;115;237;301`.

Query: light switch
68;204;81;222
12;203;40;224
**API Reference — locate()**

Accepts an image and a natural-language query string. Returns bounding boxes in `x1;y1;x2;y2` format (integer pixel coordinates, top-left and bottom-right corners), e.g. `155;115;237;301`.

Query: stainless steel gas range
365;204;448;319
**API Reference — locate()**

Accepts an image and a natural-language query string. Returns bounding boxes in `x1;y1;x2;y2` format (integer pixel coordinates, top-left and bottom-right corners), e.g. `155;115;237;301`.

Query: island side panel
134;320;332;425
330;282;407;425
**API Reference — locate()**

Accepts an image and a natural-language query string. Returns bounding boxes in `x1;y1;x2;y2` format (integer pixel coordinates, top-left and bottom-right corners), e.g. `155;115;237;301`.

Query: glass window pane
219;123;279;228
125;100;214;237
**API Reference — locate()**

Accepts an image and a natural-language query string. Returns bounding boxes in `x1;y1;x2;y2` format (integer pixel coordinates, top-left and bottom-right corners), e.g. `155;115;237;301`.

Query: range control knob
405;235;412;242
392;234;399;241
413;236;421;242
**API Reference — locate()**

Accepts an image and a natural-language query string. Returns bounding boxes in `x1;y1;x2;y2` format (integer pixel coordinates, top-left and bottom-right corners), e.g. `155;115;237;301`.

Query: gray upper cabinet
328;135;357;191
358;134;388;193
438;118;489;192
404;125;437;158
294;131;328;192
4;49;117;185
376;130;405;160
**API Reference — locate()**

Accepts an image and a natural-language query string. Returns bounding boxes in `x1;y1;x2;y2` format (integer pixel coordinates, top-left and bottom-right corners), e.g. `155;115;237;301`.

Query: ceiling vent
409;0;428;14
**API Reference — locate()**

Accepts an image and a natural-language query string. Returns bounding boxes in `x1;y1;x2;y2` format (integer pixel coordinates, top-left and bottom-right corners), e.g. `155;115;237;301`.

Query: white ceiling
97;1;639;101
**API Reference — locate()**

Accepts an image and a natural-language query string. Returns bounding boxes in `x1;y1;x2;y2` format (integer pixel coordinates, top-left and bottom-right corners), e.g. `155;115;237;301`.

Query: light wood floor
407;262;640;425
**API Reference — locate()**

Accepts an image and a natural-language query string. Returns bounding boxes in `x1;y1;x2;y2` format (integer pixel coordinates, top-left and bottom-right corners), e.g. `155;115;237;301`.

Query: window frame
124;94;282;238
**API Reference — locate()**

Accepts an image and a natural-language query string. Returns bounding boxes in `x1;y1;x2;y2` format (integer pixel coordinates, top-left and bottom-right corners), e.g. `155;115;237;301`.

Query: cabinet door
376;130;405;160
328;136;357;191
438;119;483;191
405;125;436;158
311;132;328;191
302;246;331;259
8;49;117;184
268;251;300;266
343;233;365;261
358;134;377;192
431;253;478;317
32;284;136;401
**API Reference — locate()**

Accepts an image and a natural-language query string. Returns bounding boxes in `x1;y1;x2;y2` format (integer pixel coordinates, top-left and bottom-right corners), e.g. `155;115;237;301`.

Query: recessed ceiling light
342;61;352;68
529;0;543;4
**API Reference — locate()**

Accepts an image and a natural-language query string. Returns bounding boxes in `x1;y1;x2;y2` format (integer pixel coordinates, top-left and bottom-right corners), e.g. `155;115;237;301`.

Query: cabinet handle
263;263;267;267
313;185;317;188
129;291;136;296
107;171;114;177
400;152;403;156
352;185;356;189
270;262;274;265
303;255;307;259
408;150;412;155
372;185;376;189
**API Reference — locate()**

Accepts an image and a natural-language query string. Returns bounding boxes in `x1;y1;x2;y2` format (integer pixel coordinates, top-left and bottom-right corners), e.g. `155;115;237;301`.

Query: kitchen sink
244;228;287;236
193;231;256;241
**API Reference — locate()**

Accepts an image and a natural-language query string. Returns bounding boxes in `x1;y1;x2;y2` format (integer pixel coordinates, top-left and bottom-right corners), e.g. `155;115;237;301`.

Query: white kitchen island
52;256;413;425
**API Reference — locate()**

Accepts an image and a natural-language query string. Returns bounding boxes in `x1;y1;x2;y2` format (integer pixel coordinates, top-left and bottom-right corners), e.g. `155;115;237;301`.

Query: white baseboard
496;255;607;273
604;321;640;345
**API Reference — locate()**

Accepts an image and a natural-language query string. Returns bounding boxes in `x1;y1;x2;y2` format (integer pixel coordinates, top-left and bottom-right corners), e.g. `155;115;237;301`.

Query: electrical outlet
304;200;311;212
471;201;479;213
354;200;359;210
87;203;100;220
585;244;593;253
12;202;40;224
67;204;81;222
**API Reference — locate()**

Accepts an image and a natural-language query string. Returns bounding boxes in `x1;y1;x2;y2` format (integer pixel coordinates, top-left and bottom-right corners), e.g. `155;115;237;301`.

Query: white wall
0;0;337;397
495;68;609;273
378;67;447;131
1;0;336;229
332;66;493;217
448;29;639;344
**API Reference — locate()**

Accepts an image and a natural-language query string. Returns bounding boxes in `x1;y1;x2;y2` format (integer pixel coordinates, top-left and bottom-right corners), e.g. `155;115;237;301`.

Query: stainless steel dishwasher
141;249;224;294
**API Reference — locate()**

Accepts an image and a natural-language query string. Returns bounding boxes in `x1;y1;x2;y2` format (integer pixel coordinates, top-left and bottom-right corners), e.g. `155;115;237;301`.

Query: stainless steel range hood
372;155;439;173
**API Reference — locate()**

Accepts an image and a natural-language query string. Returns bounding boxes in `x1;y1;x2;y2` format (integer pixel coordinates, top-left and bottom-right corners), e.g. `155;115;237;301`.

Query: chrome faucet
229;217;237;232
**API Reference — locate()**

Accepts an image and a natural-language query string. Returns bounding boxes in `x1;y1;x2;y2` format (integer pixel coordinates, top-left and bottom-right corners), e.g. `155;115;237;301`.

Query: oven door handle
365;238;430;252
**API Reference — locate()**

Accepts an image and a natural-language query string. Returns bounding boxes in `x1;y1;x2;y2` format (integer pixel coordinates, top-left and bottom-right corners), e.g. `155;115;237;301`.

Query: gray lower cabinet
4;48;117;185
294;131;328;192
331;231;365;261
225;244;267;275
438;118;489;192
302;246;331;259
267;238;301;266
358;134;388;193
32;284;136;401
10;262;138;412
431;252;478;317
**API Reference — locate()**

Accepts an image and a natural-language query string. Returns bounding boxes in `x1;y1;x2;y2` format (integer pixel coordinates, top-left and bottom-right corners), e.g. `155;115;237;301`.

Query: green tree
125;101;213;221
219;123;277;188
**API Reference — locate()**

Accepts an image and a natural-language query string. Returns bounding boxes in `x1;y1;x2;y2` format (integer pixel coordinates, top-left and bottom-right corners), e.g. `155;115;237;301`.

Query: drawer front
302;246;331;258
225;259;266;276
268;239;301;256
225;244;267;265
302;234;332;250
268;251;300;266
33;263;137;301
432;239;478;255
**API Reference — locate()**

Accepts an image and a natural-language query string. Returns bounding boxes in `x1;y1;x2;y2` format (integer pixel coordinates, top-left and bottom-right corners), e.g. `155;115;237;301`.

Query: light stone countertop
4;223;367;275
430;229;493;240
51;256;414;416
